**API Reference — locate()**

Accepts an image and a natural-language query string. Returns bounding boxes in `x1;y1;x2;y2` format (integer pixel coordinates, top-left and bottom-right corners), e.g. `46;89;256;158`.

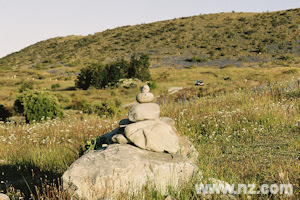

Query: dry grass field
0;8;299;200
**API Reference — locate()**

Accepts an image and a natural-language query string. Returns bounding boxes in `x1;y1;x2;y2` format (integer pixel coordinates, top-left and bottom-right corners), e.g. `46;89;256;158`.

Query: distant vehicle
195;80;204;86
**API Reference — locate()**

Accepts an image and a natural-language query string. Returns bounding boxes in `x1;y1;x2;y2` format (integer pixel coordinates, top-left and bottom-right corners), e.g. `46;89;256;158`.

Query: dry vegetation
0;8;299;200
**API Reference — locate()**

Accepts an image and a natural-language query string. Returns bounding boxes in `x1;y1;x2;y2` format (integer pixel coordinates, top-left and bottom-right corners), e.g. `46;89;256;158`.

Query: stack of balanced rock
111;85;181;154
62;85;200;199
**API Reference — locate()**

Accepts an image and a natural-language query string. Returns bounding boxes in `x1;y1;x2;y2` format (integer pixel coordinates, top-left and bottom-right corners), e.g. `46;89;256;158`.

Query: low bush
147;81;157;90
51;83;61;89
93;100;120;117
70;98;91;113
19;81;34;93
186;56;210;63
0;104;12;121
282;69;298;74
14;90;64;123
259;46;268;53
280;55;294;61
54;93;70;103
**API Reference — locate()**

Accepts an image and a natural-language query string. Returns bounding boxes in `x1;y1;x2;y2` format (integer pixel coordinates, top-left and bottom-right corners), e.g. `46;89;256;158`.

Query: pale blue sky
0;0;299;58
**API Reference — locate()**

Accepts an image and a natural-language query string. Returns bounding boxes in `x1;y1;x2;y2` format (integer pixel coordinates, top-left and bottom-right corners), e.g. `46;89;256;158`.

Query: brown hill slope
0;8;299;69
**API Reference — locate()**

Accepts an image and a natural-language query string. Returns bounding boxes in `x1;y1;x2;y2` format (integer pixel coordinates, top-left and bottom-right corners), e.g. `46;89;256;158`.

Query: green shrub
54;93;70;103
19;81;34;93
14;90;64;123
128;53;151;81
147;81;157;90
280;55;294;61
0;104;12;121
93;100;120;117
289;24;298;29
83;137;102;151
75;54;151;90
110;90;116;96
282;69;298;74
238;17;246;22
259;46;268;53
38;74;46;79
51;83;61;89
70;98;92;113
186;56;210;63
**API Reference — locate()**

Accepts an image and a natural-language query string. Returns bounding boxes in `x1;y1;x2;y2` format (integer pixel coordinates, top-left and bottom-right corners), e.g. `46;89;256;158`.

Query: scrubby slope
0;8;299;69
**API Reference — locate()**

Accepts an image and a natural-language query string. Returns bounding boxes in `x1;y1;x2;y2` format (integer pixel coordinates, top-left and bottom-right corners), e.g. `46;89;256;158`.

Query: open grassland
0;8;299;199
0;63;299;107
0;66;299;199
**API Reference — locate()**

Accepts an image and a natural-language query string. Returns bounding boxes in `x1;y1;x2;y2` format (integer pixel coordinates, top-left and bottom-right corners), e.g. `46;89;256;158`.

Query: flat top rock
128;103;160;122
63;144;198;199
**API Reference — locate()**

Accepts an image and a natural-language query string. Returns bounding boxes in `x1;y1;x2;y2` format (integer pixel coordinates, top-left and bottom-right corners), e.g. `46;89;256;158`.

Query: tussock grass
0;75;299;199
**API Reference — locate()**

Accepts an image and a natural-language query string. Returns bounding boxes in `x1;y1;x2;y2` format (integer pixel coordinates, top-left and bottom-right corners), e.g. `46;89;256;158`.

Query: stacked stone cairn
112;85;182;154
62;85;199;199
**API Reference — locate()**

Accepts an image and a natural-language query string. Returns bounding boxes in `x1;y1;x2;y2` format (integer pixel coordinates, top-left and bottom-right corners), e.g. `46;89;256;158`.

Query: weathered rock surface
111;134;128;144
62;144;199;199
141;84;150;93
98;117;199;163
177;133;199;164
136;85;155;103
128;103;160;122
161;117;199;163
0;193;9;200
136;92;155;103
125;119;180;154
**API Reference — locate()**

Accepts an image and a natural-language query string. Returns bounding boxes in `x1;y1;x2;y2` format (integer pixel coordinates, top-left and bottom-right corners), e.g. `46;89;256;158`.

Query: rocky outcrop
63;144;199;199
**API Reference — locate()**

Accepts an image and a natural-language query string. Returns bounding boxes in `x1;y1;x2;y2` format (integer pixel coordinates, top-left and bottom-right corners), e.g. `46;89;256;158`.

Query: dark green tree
128;54;139;78
128;53;151;81
104;62;123;87
139;53;151;81
116;57;130;78
90;63;106;89
75;65;96;90
75;54;151;89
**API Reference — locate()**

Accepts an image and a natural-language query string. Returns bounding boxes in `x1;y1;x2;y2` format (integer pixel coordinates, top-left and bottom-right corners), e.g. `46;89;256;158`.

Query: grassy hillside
0;8;299;69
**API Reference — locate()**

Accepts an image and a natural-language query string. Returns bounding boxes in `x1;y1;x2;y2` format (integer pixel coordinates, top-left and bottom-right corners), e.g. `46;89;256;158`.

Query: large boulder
0;193;9;200
62;144;199;199
128;103;160;122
